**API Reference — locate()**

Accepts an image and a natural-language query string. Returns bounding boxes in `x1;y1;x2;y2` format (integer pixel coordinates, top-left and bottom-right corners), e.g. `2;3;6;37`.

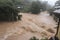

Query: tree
41;1;51;11
30;1;41;14
0;0;21;21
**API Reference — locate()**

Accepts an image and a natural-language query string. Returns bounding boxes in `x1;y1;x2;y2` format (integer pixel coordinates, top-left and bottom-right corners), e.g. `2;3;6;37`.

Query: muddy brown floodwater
0;11;57;40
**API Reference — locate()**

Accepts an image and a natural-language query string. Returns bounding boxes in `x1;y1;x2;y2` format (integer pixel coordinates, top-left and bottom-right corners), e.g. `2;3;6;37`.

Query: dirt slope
0;11;57;40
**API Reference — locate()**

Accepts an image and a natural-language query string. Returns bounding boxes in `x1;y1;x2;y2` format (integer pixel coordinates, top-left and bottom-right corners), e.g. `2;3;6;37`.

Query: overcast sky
41;0;58;6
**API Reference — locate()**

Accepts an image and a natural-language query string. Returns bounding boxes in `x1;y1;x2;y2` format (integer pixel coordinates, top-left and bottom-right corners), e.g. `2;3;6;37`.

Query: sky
41;0;58;6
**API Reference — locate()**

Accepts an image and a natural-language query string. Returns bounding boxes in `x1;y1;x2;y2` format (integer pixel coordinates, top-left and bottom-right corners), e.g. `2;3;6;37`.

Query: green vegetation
0;0;52;21
0;0;21;21
18;0;51;13
30;1;41;14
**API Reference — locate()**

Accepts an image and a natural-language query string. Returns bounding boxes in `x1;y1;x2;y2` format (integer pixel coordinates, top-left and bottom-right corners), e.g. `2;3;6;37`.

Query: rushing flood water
0;11;57;40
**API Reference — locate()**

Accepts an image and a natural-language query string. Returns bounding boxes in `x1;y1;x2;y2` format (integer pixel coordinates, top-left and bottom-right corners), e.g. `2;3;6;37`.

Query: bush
30;1;41;14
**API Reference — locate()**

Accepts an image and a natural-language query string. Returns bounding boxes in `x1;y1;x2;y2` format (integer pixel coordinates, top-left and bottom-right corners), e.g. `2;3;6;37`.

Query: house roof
55;6;60;9
53;9;60;13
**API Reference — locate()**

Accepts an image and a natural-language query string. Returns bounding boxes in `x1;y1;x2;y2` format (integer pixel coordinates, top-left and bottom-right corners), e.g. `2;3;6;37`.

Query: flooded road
0;11;57;40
